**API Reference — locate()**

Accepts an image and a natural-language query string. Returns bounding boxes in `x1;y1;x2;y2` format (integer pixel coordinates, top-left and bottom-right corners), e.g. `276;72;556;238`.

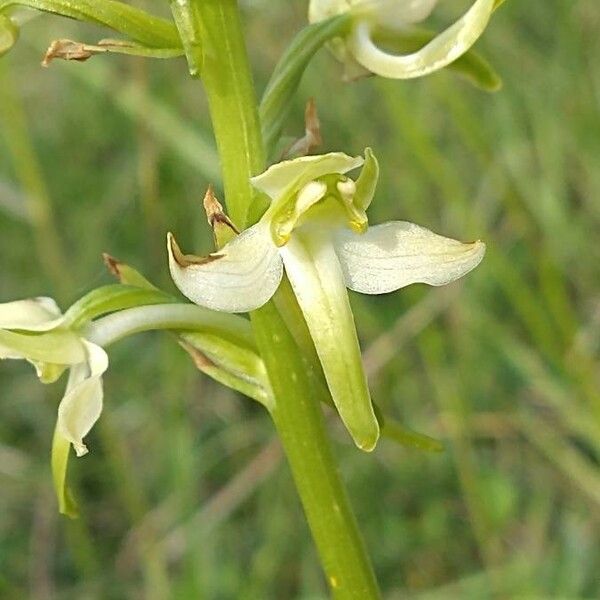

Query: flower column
169;1;380;598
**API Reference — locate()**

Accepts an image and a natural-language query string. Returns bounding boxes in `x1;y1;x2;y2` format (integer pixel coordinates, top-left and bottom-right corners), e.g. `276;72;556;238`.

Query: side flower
168;150;485;452
308;0;498;80
0;297;108;515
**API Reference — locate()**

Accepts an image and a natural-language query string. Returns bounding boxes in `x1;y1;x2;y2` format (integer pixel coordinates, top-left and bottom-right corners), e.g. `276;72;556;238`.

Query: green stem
172;2;380;597
254;303;380;598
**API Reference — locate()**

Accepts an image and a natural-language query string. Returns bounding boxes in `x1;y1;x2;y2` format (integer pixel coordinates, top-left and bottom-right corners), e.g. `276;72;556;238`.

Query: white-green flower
0;296;107;460
168;150;485;452
308;0;497;80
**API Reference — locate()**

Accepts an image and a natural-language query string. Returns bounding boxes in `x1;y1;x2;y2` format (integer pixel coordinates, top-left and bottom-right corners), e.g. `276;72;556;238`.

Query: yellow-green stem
170;1;380;597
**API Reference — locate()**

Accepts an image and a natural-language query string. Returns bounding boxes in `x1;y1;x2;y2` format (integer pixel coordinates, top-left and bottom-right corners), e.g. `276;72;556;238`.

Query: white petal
280;230;379;451
0;297;63;330
56;341;108;457
251;152;364;201
348;0;495;79
334;221;486;294
167;223;284;313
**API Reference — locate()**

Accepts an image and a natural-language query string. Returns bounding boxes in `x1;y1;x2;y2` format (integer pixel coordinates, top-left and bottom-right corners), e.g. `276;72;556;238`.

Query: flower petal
251;152;363;201
167;223;284;313
334;221;485;294
56;342;108;458
348;0;495;79
280;229;379;451
0;297;63;330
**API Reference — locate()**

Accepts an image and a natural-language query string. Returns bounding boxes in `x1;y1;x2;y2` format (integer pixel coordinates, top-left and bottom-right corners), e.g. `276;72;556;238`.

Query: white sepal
167;223;284;313
334;221;486;294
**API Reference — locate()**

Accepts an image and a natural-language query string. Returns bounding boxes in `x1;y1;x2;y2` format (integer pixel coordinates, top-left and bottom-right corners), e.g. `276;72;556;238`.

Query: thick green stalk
171;2;380;597
253;303;380;598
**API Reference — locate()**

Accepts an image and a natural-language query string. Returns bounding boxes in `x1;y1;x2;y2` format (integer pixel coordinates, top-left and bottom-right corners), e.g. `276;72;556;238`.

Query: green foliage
1;0;599;597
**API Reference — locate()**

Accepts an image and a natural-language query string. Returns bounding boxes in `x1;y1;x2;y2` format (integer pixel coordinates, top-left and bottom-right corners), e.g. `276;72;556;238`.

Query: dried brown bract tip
42;39;95;67
102;253;123;280
203;186;239;233
282;98;322;159
202;186;239;249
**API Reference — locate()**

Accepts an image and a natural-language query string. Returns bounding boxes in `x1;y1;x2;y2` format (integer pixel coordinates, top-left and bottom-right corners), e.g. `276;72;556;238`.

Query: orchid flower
168;150;485;452
0;296;107;513
308;0;497;80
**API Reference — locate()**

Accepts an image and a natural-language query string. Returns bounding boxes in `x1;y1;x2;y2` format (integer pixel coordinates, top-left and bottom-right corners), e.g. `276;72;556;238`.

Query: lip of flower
308;0;496;80
0;297;108;458
167;149;486;452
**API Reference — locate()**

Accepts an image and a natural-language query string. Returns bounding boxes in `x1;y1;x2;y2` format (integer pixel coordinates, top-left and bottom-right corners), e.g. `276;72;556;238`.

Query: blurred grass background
1;0;599;598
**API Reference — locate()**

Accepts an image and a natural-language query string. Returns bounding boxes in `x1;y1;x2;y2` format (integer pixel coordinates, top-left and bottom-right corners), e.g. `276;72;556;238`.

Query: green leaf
260;14;351;155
